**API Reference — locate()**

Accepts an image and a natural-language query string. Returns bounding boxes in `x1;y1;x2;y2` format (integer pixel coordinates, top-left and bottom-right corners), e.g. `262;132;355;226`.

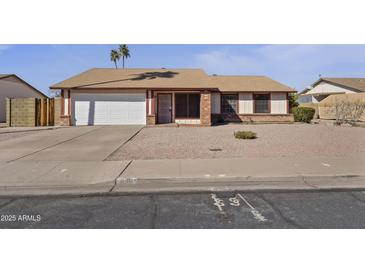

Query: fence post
6;98;11;127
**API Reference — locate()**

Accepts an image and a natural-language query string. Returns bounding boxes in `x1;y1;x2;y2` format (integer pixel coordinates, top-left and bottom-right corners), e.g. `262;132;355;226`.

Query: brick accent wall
146;115;156;125
53;97;71;126
7;98;36;127
214;113;294;124
59;116;71;126
200;90;211;126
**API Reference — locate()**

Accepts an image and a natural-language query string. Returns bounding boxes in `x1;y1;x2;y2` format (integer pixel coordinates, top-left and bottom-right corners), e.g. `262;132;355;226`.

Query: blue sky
1;44;365;96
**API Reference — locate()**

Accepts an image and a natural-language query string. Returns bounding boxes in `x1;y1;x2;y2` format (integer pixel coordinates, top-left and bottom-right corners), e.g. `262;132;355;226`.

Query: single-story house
298;77;365;104
0;74;47;122
50;68;295;126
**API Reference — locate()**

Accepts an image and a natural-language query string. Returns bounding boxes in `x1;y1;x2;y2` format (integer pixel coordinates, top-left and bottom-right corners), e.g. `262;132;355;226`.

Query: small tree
288;93;299;110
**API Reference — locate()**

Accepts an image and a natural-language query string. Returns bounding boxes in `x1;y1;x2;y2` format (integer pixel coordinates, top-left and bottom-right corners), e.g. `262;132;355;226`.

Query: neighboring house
0;74;46;122
299;77;365;104
50;68;295;126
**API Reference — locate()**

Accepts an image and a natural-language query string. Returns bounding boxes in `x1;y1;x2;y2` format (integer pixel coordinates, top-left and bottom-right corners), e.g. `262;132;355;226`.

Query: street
1;190;365;228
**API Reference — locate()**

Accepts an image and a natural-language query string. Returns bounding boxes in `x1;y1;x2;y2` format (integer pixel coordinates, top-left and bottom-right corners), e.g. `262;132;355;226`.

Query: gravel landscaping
106;123;365;160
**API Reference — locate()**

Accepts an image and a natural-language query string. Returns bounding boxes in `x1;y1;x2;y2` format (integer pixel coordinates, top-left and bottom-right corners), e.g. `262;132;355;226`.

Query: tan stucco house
50;68;295;126
299;77;365;104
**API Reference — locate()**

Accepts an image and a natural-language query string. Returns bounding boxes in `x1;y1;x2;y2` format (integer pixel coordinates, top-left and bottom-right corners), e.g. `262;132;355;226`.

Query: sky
1;44;365;96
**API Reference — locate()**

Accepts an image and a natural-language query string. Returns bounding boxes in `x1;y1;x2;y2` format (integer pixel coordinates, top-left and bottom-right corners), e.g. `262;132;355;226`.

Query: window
254;94;270;113
221;94;238;114
175;93;200;118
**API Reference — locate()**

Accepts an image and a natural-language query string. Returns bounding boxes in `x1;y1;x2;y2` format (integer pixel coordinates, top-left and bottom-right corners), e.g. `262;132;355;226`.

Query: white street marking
237;193;268;222
60;169;67;173
228;197;240;207
218;174;226;177
211;194;225;212
204;174;211;177
321;162;331;167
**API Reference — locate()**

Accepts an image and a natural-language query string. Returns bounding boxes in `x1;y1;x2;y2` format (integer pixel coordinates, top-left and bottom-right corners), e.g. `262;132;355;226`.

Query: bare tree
334;97;365;125
349;99;365;124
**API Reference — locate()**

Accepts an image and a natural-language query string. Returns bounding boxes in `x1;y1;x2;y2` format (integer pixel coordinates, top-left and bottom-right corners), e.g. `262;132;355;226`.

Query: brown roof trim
220;90;294;93
65;87;294;93
58;87;219;91
0;74;47;98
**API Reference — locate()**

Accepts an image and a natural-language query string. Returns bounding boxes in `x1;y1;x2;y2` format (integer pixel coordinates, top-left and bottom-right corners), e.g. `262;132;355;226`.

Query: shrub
288;93;299;110
292;107;315;123
234;131;257;139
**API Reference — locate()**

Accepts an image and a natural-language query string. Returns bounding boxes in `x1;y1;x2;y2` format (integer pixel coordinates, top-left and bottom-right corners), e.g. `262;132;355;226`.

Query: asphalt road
0;190;365;228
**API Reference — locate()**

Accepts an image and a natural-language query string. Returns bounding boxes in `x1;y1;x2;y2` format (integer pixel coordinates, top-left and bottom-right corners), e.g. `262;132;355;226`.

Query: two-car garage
71;92;146;125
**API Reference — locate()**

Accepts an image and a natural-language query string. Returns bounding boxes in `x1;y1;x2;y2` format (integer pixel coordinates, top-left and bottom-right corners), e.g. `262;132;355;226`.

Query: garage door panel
94;101;108;125
72;93;146;125
74;101;90;125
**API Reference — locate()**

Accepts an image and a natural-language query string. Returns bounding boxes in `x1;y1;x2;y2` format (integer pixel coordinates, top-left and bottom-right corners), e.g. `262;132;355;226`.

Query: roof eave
50;86;219;90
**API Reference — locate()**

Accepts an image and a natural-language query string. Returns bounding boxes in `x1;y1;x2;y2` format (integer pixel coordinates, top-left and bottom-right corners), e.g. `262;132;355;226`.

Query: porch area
146;90;211;126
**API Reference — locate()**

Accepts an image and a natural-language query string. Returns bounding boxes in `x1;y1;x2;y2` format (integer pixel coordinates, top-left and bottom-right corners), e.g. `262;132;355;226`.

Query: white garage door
71;93;146;125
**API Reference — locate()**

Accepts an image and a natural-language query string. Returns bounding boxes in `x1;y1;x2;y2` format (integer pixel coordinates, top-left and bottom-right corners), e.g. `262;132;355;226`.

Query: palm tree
118;44;131;69
110;49;120;69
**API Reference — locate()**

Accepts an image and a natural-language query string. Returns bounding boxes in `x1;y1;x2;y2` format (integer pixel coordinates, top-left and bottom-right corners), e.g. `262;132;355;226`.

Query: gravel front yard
106;123;365;160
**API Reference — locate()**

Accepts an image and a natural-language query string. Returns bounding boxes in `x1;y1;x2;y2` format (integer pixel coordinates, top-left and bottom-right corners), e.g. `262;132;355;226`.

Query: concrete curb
0;181;115;197
0;174;364;197
113;174;365;194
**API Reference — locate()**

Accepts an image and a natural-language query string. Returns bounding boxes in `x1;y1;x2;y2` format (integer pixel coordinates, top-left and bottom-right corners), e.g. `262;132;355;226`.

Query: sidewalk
0;160;130;196
113;156;365;193
0;155;364;196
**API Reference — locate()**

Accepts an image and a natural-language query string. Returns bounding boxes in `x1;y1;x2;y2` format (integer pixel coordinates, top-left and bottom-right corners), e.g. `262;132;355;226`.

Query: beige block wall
318;93;365;122
5;98;10;126
319;106;365;121
54;97;61;126
7;98;36;127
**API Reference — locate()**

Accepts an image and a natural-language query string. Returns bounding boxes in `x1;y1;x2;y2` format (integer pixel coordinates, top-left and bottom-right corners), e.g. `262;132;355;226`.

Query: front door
157;94;172;123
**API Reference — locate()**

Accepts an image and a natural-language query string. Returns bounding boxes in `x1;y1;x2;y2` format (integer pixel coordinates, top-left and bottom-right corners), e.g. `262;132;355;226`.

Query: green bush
292;107;315;123
234;131;257;139
288;93;299;110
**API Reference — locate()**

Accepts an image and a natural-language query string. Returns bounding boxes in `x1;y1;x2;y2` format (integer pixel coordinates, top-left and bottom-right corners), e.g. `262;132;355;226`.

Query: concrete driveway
0;126;143;192
0;125;142;162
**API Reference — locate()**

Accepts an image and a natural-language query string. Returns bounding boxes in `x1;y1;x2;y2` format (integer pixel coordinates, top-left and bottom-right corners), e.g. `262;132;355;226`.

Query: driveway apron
18;125;143;161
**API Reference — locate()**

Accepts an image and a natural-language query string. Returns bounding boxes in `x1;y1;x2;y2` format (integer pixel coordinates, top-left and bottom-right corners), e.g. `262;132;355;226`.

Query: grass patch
234;131;257;139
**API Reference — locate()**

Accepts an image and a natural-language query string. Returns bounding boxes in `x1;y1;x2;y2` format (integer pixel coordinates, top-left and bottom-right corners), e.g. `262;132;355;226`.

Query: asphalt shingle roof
209;75;295;92
321;77;365;92
301;77;365;94
50;68;295;92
